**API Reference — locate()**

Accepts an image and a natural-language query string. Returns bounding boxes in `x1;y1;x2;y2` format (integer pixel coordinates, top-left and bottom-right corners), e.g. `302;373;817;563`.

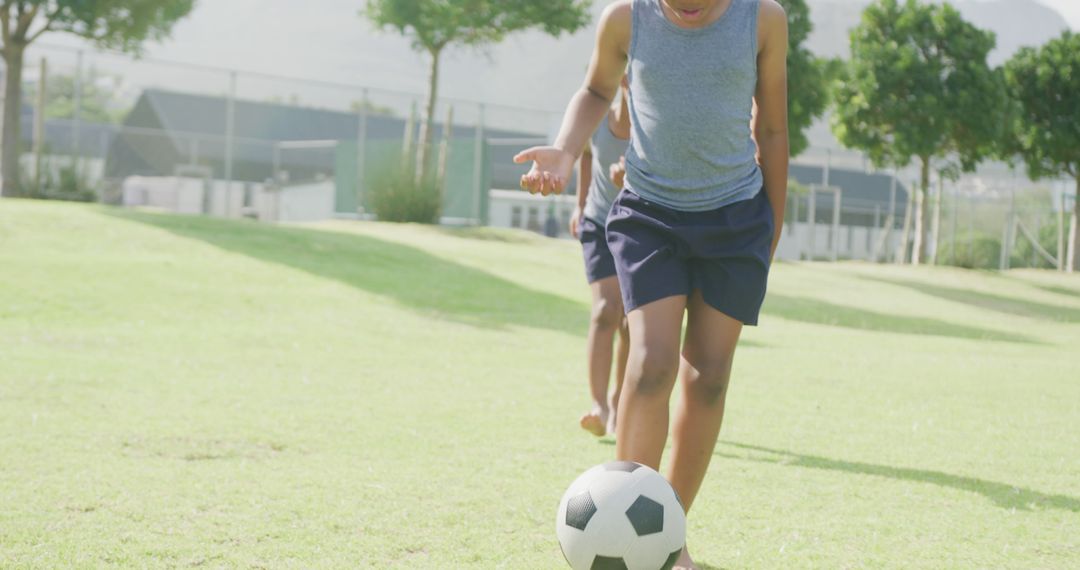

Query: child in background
570;82;631;438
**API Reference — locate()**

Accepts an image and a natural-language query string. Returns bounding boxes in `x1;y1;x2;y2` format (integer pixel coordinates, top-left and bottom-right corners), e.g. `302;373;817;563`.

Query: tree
1;1;194;196
1004;31;1080;272
364;0;591;182
831;0;1004;265
777;0;835;157
24;69;131;124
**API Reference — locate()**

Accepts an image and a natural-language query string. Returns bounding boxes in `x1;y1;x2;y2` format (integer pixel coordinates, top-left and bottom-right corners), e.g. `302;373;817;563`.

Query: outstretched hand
513;146;575;196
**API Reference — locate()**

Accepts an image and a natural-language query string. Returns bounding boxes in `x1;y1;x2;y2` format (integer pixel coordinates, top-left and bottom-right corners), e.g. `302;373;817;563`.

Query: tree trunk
1069;174;1079;273
416;47;441;184
929;173;942;265
1;45;25;197
911;158;929;266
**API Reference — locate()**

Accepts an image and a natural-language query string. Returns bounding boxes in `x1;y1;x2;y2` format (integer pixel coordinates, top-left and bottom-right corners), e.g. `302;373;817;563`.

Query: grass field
1;199;1078;569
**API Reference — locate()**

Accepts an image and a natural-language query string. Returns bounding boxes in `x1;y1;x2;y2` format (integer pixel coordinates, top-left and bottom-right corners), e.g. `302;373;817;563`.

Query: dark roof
107;88;537;183
790;163;909;214
132;88;528;143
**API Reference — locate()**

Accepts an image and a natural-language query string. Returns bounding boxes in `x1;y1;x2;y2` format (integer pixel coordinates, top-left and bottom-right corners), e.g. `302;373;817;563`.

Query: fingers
513;147;542;164
519;169;566;195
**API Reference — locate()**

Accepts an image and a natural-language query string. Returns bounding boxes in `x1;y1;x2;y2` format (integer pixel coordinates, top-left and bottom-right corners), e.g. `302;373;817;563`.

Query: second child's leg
607;317;630;435
580;276;624;436
615;295;687;469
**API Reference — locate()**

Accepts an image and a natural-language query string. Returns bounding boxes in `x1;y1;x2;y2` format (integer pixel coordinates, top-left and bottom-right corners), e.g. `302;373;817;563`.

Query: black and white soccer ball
556;461;686;570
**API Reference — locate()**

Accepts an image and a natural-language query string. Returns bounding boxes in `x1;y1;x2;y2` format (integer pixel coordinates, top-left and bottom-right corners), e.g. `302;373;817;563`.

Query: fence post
357;88;368;217
1000;188;1015;271
808;185;817;260
887;169;897;261
224;70;237;217
1059;188;1067;272
33;58;47;193
929;173;942;265
831;188;841;262
72;50;83;165
473;103;485;225
949;179;959;266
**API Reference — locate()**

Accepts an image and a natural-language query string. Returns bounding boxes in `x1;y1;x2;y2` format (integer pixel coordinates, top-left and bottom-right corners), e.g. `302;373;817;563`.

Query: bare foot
579;406;608;437
672;547;698;570
605;408;617;437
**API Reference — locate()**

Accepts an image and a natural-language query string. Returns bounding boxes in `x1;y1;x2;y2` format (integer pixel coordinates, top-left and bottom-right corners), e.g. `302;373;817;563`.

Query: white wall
489;189;577;238
776;221;900;262
491;189;901;261
271;181;336;222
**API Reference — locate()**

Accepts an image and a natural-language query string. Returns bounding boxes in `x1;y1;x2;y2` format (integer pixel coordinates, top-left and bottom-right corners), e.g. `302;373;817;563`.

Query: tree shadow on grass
107;210;589;336
761;294;1034;343
716;442;1080;512
1033;284;1080;300
1022;282;1080;301
433;226;539;244
862;275;1080;324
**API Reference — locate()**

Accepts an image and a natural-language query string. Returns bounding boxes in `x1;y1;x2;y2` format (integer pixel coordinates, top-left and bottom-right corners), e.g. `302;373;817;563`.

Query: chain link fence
4;41;1074;269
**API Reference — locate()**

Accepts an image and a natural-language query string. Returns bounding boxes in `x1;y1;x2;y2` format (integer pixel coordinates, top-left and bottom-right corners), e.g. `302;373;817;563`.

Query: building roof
107;88;534;183
790;163;909;216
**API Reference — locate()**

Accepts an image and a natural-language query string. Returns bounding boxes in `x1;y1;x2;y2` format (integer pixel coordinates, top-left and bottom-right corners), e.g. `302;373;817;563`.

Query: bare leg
580;276;625;436
668;290;743;570
614;295;687;468
607;317;630;435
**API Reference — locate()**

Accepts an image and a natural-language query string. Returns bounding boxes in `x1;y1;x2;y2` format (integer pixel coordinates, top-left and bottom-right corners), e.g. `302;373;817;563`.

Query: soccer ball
556;461;686;570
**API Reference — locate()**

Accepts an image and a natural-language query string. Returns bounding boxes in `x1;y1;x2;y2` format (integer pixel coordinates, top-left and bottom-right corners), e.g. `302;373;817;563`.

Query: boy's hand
609;156;627;189
569;205;582;239
514;146;575;196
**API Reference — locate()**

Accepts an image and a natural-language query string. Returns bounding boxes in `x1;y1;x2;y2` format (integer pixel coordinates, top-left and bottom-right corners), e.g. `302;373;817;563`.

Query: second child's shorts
579;216;619;284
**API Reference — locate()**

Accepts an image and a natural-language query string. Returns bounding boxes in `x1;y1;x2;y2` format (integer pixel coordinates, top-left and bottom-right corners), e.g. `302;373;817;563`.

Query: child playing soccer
571;83;631;438
515;1;788;567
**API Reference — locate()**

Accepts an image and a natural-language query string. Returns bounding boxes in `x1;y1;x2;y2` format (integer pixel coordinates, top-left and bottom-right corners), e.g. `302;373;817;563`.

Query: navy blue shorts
579;216;619;284
605;188;774;325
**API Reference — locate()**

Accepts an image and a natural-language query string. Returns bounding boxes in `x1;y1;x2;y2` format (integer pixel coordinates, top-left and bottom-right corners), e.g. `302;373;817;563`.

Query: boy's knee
628;350;679;396
591;297;624;330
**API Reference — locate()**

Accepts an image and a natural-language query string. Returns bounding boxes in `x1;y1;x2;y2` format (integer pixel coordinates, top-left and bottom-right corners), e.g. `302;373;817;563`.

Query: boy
515;1;788;567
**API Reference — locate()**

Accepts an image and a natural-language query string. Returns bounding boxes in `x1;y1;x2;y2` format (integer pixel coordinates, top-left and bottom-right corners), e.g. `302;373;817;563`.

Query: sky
25;0;1078;134
1037;0;1080;28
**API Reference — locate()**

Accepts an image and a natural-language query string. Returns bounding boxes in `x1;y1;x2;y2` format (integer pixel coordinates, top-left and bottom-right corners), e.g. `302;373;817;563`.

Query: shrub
17;161;96;203
941;232;1001;270
370;165;442;224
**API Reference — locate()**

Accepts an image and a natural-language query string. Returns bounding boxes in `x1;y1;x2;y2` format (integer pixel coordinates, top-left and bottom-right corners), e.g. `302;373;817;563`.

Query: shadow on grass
433;226;539;244
761;294;1034;343
107;210;588;336
1030;283;1080;301
863;276;1080;323
717;442;1080;512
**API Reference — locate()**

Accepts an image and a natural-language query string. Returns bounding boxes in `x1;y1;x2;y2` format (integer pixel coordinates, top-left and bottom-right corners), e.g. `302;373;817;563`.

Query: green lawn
1;199;1078;569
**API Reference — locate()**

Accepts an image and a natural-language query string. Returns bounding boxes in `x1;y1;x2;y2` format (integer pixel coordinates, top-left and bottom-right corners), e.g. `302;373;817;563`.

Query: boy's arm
754;0;790;260
514;1;630;196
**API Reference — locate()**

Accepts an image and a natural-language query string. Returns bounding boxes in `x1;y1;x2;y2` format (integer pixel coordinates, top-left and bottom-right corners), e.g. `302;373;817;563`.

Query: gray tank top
625;0;763;211
584;113;631;225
